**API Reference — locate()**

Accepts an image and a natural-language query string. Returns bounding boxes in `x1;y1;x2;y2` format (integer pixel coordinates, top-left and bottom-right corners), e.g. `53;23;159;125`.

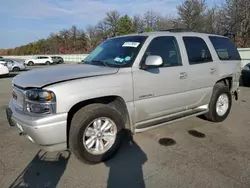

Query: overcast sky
1;0;223;48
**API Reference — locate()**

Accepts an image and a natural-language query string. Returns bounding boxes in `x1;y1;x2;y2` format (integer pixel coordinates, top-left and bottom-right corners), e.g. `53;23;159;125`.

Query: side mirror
141;55;163;69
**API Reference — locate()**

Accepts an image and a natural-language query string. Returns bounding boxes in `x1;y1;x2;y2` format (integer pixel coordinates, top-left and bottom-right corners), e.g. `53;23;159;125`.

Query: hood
13;64;119;88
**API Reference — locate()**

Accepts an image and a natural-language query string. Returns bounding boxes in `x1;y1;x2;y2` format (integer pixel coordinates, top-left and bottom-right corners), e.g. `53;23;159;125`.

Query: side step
135;107;208;133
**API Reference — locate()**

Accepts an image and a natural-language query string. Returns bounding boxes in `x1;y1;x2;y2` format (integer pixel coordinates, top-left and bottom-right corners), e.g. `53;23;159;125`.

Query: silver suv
6;29;241;163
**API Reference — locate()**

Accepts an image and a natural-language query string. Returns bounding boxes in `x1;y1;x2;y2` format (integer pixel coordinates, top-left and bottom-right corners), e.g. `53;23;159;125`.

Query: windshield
83;36;148;67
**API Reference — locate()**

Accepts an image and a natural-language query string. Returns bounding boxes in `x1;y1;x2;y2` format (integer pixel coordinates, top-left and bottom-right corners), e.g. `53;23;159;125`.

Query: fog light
26;103;52;114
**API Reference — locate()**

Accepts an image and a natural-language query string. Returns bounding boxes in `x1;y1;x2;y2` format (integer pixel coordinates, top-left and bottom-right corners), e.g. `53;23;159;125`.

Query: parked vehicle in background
24;56;53;66
51;56;64;64
0;59;26;72
0;56;3;59
241;62;250;86
0;63;9;76
6;29;241;164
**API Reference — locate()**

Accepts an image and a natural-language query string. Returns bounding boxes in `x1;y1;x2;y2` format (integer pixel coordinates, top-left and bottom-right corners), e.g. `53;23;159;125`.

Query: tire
242;75;250;87
28;61;34;66
45;61;50;65
13;67;20;72
204;83;232;122
69;103;126;164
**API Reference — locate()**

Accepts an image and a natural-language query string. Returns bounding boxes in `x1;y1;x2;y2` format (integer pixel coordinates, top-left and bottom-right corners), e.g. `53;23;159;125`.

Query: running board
135;108;208;133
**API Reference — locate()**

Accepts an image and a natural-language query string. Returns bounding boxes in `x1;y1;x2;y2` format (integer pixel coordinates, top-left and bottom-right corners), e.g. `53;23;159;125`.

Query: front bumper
6;99;68;152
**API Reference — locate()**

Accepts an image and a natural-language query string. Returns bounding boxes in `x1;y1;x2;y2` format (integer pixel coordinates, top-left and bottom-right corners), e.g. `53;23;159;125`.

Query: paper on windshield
122;42;140;48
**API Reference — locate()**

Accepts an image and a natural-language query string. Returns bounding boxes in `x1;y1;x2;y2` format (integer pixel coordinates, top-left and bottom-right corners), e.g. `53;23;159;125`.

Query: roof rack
157;28;194;32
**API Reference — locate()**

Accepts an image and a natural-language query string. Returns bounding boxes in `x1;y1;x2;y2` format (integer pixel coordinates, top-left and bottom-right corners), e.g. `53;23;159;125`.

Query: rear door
39;57;47;64
181;36;219;109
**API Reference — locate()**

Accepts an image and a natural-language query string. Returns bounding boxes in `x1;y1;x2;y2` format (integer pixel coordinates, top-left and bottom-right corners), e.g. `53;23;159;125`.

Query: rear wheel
12;67;20;72
204;83;232;122
69;103;126;164
28;61;34;66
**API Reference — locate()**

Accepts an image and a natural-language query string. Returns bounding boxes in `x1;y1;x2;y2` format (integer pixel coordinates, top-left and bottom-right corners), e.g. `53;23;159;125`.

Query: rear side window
183;37;212;65
143;36;182;67
209;36;241;60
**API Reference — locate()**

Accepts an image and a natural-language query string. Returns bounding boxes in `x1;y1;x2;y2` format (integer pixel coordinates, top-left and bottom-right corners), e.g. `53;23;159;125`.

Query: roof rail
157;28;194;32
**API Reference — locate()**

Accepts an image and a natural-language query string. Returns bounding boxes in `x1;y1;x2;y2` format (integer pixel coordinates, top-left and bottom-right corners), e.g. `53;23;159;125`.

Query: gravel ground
1;69;250;188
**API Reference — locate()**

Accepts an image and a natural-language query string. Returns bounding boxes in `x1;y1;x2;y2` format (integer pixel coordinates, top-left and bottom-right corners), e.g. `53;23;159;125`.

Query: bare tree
143;11;159;30
103;10;121;36
132;14;145;32
155;15;175;30
177;0;207;31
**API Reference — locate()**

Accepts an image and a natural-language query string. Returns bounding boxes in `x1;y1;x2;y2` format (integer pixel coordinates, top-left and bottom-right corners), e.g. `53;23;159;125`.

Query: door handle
179;72;187;79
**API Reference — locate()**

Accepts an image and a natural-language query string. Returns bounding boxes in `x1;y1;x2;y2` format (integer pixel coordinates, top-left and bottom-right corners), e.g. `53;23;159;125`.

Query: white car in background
1;59;26;72
24;56;53;66
0;62;9;76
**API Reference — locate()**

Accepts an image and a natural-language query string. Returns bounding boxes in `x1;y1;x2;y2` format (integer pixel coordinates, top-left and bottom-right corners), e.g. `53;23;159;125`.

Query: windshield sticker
114;57;125;63
122;42;140;48
125;56;131;61
114;57;121;62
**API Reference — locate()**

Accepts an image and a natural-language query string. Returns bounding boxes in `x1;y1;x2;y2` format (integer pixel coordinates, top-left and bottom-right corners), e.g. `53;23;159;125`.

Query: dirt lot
1;70;250;188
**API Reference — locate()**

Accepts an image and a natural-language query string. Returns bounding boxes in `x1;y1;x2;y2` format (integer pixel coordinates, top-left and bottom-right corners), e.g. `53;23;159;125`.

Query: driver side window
142;36;182;67
5;60;13;66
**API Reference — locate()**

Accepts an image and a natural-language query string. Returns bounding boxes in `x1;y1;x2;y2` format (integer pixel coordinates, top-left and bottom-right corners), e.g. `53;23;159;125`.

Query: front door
132;36;190;123
34;57;40;64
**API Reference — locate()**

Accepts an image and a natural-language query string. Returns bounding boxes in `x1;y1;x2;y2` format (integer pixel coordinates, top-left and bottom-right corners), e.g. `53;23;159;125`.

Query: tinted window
209;36;241;60
5;59;13;63
183;37;212;65
143;36;182;67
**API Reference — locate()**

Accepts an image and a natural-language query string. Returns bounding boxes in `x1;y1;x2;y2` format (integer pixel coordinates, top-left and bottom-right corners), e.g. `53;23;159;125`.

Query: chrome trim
12;86;57;116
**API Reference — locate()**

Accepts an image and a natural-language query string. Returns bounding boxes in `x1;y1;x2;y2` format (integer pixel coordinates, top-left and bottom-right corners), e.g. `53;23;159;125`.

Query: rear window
183;36;213;65
209;36;241;61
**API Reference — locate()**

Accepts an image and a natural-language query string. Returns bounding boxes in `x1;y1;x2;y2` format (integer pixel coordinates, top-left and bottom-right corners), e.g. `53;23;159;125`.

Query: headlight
25;89;56;115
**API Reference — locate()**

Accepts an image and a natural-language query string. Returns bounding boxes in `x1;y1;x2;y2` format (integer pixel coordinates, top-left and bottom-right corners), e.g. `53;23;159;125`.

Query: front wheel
45;61;50;65
204;83;232;122
69;103;126;164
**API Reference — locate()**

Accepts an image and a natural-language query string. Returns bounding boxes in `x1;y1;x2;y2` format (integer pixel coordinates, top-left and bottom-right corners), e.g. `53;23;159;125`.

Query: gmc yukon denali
6;29;241;163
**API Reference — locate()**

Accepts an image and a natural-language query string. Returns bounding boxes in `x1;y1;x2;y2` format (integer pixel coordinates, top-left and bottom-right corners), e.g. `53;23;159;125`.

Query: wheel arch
215;76;232;90
12;66;20;70
66;95;132;148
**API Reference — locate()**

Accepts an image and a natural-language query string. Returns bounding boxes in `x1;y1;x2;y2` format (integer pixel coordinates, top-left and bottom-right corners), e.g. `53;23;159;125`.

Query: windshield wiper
90;60;109;67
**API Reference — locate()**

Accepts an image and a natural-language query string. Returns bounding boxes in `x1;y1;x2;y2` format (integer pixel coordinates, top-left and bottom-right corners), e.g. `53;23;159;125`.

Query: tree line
0;0;249;55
